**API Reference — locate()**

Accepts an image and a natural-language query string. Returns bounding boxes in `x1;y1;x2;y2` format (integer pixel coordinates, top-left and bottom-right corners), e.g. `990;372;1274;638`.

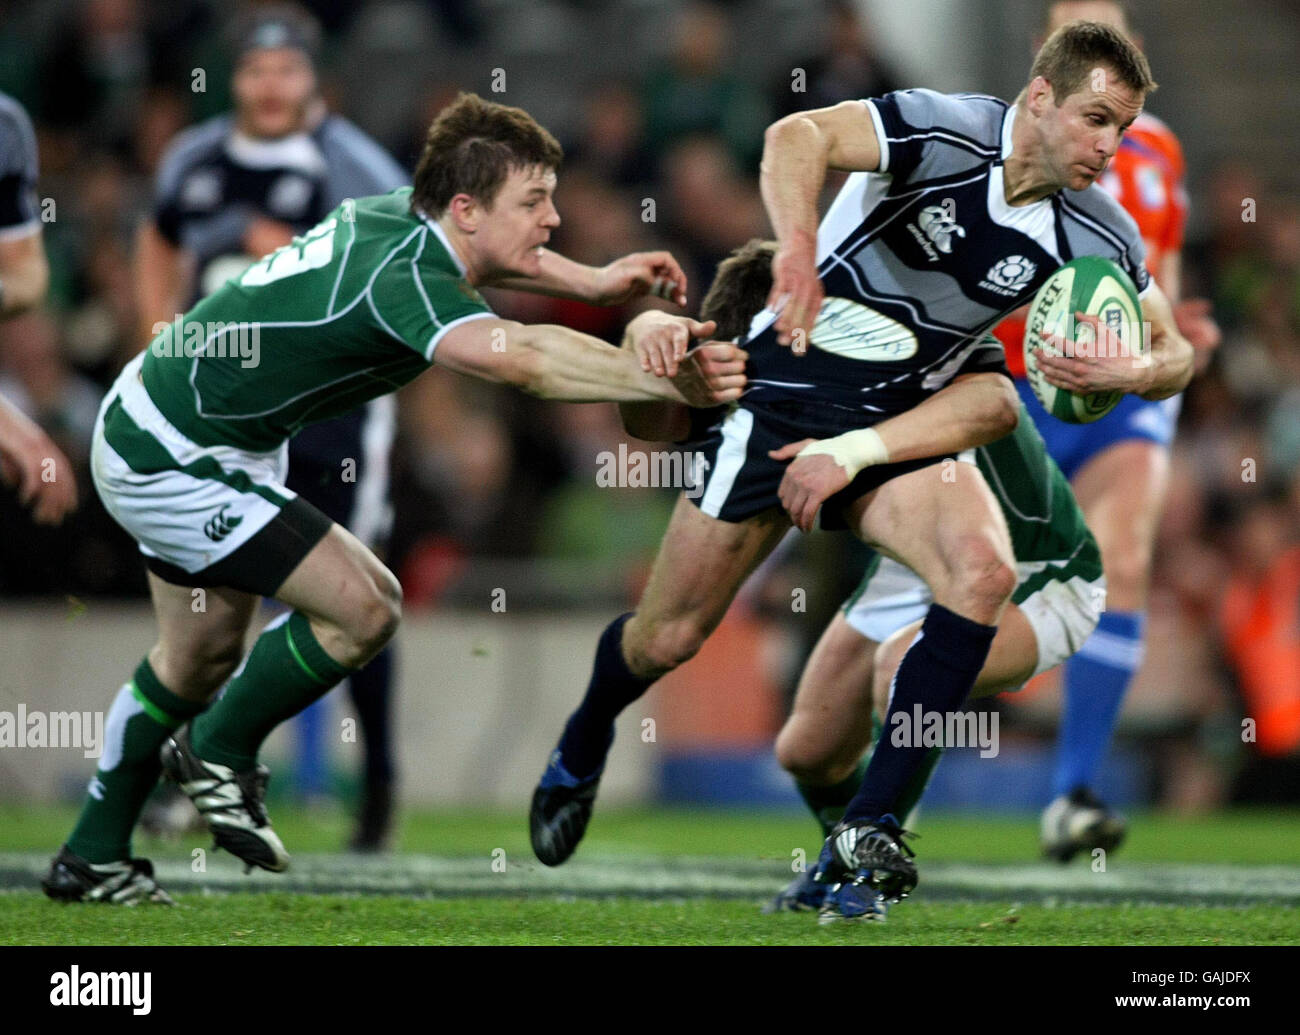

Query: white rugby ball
1023;256;1144;423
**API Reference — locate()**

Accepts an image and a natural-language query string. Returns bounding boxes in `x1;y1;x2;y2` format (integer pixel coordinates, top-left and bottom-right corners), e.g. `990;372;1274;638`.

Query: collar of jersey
225;129;326;175
413;209;470;279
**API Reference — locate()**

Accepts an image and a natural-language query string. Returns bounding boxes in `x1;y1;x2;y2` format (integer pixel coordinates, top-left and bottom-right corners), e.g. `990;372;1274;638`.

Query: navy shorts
685;400;952;530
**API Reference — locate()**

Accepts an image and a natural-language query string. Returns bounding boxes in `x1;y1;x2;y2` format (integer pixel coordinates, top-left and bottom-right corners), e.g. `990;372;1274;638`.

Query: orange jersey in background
995;112;1188;376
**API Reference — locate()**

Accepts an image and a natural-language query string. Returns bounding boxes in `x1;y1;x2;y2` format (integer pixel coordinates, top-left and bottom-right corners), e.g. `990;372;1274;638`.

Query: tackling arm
433;317;742;407
485;249;688;307
772;372;1020;532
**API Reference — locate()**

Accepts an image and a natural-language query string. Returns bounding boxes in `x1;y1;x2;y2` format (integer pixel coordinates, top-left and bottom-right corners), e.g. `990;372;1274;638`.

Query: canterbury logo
203;505;243;542
916;205;965;252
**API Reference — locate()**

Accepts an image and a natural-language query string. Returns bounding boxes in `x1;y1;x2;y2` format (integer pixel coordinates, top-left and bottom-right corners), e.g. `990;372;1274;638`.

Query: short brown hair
1029;20;1156;103
700;240;778;341
411;92;564;217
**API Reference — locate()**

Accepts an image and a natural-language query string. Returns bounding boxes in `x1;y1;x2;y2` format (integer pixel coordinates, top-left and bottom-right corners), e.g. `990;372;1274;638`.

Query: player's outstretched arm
0;393;77;525
1031;280;1194;402
770;372;1020;532
433;317;743;406
760;101;881;348
485;249;688;307
616;311;749;441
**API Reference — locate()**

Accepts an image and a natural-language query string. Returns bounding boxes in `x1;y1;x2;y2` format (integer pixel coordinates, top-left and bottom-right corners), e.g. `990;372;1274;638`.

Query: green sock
793;713;950;837
796;753;872;838
190;612;353;771
67;659;204;864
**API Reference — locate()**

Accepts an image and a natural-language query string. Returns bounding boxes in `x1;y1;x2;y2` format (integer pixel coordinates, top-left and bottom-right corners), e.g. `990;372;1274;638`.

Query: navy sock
348;643;395;786
557;613;654;779
1052;610;1145;796
842;604;996;824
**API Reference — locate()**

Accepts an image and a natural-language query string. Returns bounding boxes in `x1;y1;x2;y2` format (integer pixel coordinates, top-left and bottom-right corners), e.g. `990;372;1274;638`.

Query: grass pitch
2;805;1299;945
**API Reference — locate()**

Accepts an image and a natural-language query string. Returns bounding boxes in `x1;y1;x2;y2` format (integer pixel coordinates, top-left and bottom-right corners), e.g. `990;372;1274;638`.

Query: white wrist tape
796;427;889;478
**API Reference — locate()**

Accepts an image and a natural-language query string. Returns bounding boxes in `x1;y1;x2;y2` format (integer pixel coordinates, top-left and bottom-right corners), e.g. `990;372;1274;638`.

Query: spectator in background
659;134;766;296
1218;491;1300;803
565;83;655;194
773;0;901;118
38;0;153;156
642;2;769;171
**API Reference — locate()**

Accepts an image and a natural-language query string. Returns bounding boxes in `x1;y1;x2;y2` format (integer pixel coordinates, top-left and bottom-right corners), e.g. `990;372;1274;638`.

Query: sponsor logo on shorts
595;444;709;500
203;504;243;542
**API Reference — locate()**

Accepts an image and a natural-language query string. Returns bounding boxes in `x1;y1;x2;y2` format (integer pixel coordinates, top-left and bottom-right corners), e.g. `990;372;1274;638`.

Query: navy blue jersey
743;90;1151;417
0;92;41;239
152;112;407;303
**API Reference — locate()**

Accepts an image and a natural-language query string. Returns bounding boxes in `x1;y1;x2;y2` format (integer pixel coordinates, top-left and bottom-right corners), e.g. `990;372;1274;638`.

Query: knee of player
153;639;241;696
356;578;402;651
629;618;707;676
1098;541;1152;602
950;541;1017;607
775;724;838;783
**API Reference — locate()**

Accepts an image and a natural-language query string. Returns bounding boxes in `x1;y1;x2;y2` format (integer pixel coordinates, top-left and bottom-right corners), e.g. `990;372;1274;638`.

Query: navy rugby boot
763;866;830;914
529;747;606;867
813;814;917;923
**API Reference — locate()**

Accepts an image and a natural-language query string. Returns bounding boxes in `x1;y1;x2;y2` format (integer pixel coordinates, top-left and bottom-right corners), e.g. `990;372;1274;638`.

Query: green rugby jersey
975;405;1101;579
140;187;494;451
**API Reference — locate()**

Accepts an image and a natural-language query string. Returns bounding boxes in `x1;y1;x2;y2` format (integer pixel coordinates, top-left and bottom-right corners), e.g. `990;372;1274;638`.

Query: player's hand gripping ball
1024;256;1144;423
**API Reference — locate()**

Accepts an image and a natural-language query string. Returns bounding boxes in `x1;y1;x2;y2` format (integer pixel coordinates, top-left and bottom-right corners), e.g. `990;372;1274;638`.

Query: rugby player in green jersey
42;93;744;903
623;240;1105;922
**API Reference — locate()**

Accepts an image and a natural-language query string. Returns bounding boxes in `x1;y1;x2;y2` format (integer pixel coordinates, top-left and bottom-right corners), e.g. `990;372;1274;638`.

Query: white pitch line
3;853;1299;905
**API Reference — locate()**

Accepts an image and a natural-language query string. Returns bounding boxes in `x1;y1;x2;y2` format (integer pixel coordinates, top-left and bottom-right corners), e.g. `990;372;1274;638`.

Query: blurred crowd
0;0;1297;802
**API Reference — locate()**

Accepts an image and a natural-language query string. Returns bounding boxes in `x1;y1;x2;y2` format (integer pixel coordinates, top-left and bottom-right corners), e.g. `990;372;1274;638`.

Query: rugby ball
1023;256;1144;423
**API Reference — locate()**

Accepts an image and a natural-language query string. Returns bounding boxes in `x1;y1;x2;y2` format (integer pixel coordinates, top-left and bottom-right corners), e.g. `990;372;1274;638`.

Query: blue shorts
1014;379;1181;481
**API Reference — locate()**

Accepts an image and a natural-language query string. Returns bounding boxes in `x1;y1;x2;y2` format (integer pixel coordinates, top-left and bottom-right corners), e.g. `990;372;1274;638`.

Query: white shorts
843;554;1106;686
91;353;299;578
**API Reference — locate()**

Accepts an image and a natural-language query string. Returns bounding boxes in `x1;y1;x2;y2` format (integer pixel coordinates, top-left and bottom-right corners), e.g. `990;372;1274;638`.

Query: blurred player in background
989;2;1221;862
0;89;77;526
134;5;406;850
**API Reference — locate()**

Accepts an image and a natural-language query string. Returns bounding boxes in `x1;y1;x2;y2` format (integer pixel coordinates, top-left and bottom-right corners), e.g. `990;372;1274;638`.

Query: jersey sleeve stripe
882;129;998;158
326;201;358;316
425;311;495;362
863;100;890;173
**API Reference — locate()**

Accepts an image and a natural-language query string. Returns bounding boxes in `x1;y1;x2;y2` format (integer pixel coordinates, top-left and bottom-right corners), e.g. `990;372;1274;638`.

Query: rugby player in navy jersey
532;21;1195;904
